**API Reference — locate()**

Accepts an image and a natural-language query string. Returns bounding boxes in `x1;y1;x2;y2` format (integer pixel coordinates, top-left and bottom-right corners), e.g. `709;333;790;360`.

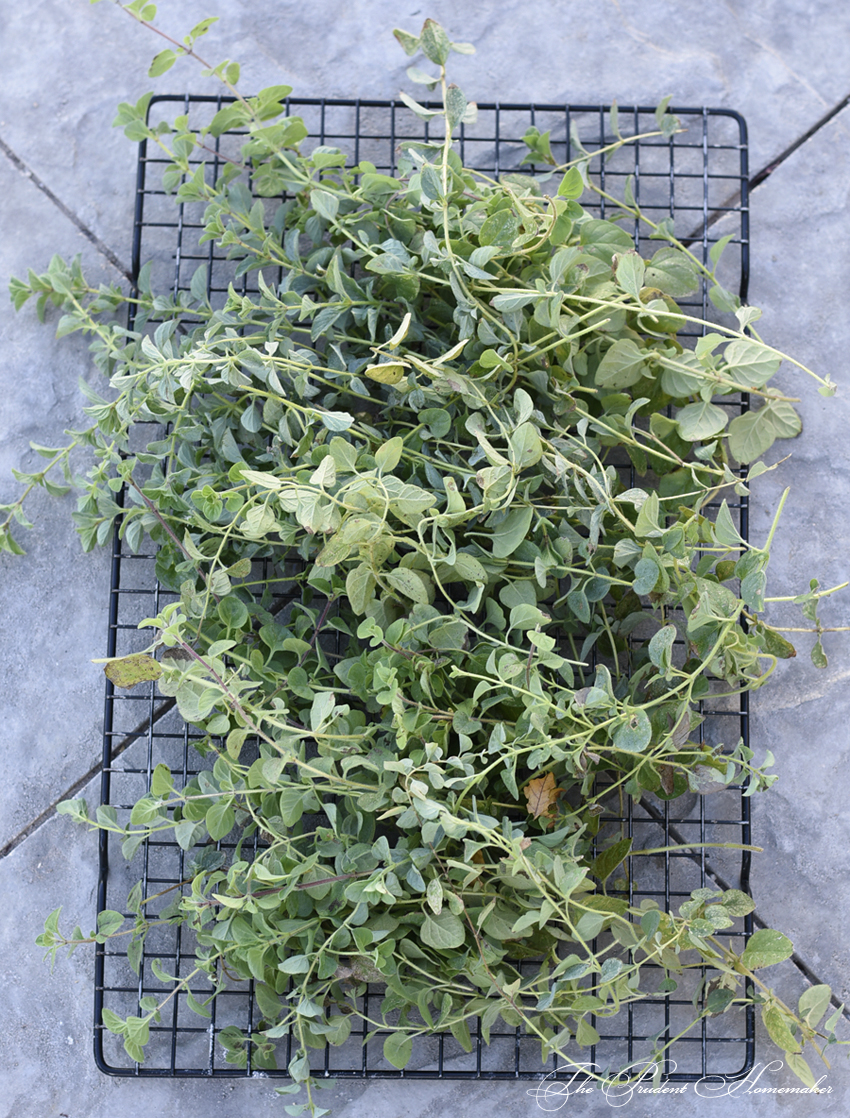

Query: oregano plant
7;7;848;1113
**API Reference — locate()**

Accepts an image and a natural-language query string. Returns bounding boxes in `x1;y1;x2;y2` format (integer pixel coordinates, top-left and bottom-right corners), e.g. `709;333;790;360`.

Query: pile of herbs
8;11;846;1113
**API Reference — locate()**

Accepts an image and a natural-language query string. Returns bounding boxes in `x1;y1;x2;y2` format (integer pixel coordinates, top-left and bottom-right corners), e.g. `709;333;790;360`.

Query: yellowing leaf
364;362;407;385
103;654;162;689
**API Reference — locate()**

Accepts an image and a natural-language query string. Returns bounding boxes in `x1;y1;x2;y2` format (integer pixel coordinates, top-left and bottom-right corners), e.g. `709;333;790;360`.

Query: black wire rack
95;97;754;1084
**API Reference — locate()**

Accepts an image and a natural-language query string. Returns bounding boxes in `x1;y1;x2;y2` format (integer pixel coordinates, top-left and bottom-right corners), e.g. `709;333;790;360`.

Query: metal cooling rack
95;97;754;1084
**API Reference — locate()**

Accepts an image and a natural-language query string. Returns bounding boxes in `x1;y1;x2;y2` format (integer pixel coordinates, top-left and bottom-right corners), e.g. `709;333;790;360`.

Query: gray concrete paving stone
0;153;117;853
3;1;850;1114
744;100;850;1015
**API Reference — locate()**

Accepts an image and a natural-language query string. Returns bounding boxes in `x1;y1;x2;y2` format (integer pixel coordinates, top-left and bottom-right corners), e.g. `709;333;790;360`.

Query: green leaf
310;689;336;732
421;910;466;950
709;233;735;271
675;401;728;442
741;928;794;970
612;709;652;753
151;763;173;797
492;506;534;558
148;49;177;78
811;638;828;669
723;339;781;388
101;1007;126;1035
640;910;661;938
491;292;537;313
420;18;451;65
383;1032;413;1069
445;84;467;130
557;167;584;199
579;219;634;260
764;398;803;439
419;408;451;437
279;954;312;974
633;556;660;595
634;491;661;537
218;595;249;629
386;567;430;605
97;909;125;937
643;247;698;296
398;90;439;121
785;1052;817;1090
407;65;439;88
590;837;632;882
205;799;235;841
575;1017;600;1047
761;1004;801;1054
798;984;832;1028
709;284;740;313
375;436;404;473
479;210;520;248
450;1017;473;1051
320;411;354;432
727;409;775;464
713;500;743;547
595;339;646;389
311;189;339;222
615;252;646;299
648;624;676;670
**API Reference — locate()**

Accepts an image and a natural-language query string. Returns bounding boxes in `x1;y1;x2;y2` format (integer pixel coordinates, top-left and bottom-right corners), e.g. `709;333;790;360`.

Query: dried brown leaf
524;772;561;821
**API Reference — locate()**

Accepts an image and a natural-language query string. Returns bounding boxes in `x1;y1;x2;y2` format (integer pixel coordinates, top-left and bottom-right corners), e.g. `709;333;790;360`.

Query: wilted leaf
657;763;676;796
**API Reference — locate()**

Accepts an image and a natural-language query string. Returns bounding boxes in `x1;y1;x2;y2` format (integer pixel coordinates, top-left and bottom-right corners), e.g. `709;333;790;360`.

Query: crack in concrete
683;88;850;246
0;698;176;861
749;90;850;190
0;134;133;283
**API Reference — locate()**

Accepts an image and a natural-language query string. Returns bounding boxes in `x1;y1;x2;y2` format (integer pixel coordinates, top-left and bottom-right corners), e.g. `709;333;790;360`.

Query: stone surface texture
1;1;849;1114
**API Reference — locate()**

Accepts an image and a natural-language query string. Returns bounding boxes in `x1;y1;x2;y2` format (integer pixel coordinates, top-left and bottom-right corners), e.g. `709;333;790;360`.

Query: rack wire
95;97;754;1084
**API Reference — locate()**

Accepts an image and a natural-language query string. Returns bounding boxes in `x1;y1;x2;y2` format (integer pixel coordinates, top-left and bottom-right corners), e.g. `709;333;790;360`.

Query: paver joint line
641;799;850;1025
0;134;133;282
0;698;176;861
683;83;850;244
749;85;850;189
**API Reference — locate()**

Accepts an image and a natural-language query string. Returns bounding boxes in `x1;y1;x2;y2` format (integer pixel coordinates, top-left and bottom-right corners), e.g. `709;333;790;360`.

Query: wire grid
95;97;754;1082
